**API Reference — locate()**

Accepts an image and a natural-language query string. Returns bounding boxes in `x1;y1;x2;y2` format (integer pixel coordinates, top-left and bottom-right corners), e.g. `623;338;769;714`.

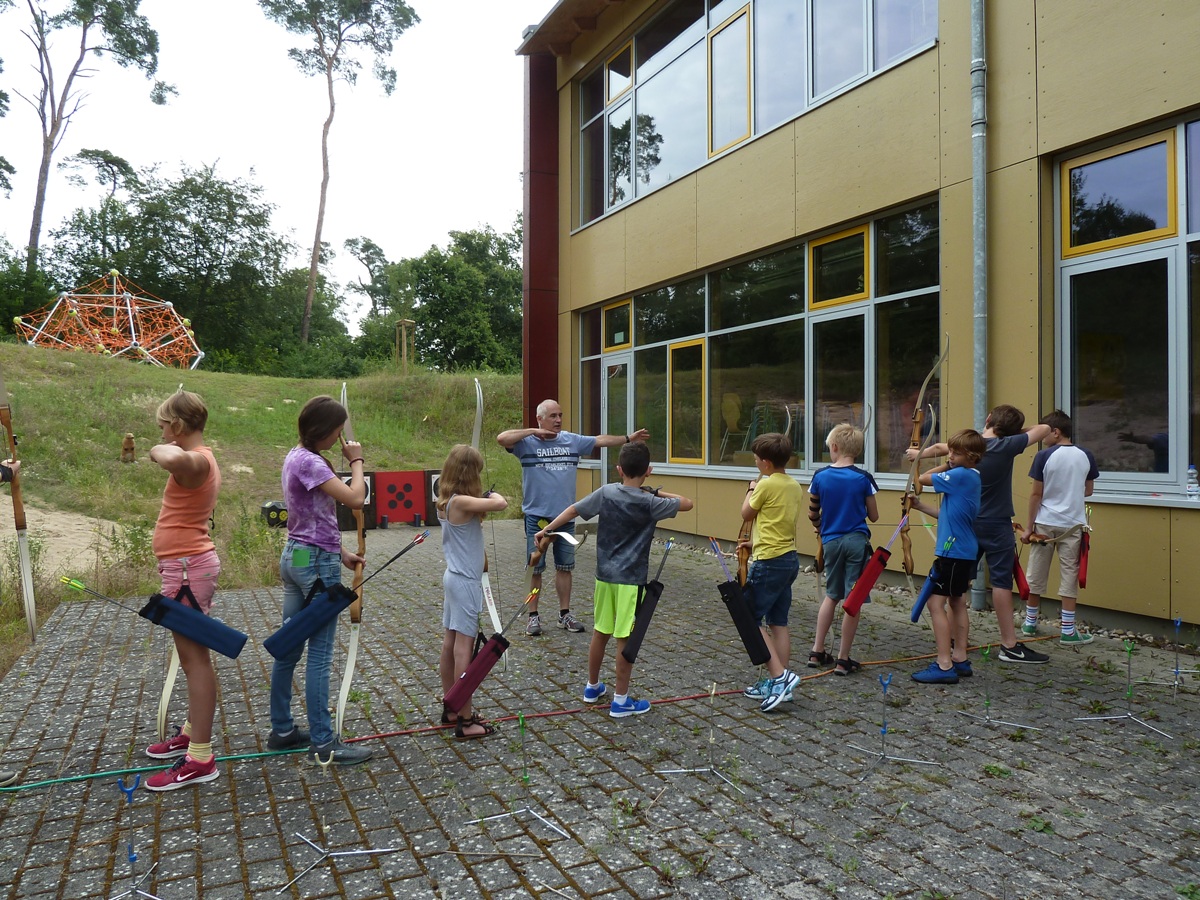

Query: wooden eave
516;0;627;58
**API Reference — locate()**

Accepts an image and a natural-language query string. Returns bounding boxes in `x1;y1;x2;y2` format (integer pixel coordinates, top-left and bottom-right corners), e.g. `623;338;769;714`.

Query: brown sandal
454;713;497;741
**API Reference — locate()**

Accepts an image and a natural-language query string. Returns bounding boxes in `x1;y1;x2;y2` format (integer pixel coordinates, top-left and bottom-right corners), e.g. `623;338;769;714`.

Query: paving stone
1;521;1199;897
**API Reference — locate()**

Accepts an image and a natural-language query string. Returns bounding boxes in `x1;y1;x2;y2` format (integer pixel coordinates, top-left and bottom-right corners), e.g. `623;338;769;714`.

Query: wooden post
398;318;415;376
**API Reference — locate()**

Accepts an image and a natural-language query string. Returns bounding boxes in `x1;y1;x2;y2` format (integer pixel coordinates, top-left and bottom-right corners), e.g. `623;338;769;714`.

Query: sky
0;0;552;327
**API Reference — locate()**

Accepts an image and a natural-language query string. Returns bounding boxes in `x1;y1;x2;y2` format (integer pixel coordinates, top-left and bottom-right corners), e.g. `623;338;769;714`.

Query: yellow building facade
517;1;1200;626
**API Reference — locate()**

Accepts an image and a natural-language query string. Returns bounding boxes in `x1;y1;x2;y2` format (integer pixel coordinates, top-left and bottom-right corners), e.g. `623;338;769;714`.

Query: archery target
374;471;427;527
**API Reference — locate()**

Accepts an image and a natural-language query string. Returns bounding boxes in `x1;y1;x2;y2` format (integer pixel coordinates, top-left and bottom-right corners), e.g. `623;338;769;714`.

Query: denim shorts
525;515;576;574
822;532;870;601
973;517;1016;590
745;551;799;627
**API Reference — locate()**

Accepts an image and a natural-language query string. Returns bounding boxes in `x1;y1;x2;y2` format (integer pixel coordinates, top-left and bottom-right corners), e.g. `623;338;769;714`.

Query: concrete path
0;520;1197;899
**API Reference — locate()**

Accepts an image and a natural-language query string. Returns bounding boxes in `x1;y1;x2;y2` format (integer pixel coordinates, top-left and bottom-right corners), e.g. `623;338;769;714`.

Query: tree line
0;1;522;377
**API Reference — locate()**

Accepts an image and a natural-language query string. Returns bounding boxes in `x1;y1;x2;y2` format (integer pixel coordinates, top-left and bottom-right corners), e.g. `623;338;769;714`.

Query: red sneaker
145;755;218;791
145;727;189;759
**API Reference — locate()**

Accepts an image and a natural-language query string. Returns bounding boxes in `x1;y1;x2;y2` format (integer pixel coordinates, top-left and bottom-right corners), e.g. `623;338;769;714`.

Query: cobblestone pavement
0;520;1198;899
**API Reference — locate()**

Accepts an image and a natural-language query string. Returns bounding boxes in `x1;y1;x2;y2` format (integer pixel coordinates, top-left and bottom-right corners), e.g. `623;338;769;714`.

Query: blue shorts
973;517;1015;590
525;515;577;574
745;551;799;628
822;532;870;601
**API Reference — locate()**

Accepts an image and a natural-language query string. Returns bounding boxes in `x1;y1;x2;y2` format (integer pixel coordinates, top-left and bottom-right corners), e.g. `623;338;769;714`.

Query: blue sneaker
583;682;607;703
743;677;770;700
760;670;800;712
952;659;973;677
912;661;959;684
609;696;651;718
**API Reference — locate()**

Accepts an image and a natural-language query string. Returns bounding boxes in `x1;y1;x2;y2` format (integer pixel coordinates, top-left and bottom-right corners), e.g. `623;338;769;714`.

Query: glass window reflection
607;44;632;101
635;345;669;462
710;245;805;330
1188;122;1200;234
604;302;631;349
812;0;866;97
874;0;938;68
670;341;706;462
581;118;604;225
607;99;633;207
1066;137;1172;252
811;228;869;306
1070;259;1170;474
754;0;806;132
813;315;865;465
636;276;706;345
874;295;941;473
637;0;704;81
635;42;707;195
710;10;750;154
710;321;804;465
876;203;940;296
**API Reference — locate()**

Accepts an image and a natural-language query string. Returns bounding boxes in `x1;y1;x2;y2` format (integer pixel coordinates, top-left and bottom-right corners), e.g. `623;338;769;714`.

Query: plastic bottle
1188;465;1200;502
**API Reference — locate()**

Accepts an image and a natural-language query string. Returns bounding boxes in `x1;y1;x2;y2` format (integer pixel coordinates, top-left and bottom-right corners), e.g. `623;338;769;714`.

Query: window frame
668;337;708;464
1059;130;1178;259
707;4;752;157
809;224;871;309
603;300;633;351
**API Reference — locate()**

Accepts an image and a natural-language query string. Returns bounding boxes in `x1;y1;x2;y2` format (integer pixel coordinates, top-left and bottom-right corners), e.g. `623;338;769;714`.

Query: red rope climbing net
14;271;204;369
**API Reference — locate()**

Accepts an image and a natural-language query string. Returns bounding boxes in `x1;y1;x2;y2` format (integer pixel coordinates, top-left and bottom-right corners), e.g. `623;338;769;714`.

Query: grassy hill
0;341;524;659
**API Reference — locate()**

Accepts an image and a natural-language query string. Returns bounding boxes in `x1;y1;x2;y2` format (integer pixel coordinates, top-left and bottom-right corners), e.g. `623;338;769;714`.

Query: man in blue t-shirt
497;399;649;636
907;404;1051;664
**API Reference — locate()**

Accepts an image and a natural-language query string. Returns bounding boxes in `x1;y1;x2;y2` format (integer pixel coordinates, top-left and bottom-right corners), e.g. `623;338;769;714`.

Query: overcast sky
0;0;551;326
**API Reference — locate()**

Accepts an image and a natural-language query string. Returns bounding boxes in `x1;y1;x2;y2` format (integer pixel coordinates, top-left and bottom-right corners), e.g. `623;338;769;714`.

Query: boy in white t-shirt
1020;410;1099;645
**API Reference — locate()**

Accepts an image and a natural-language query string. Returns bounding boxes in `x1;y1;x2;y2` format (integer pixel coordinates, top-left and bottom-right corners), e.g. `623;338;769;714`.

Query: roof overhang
516;0;627;58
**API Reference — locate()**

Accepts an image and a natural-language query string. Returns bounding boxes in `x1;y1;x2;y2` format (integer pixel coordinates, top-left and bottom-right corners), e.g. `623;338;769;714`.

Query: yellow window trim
606;41;633;105
809;225;870;309
602;299;632;351
1060;130;1177;259
707;6;752;158
668;338;706;465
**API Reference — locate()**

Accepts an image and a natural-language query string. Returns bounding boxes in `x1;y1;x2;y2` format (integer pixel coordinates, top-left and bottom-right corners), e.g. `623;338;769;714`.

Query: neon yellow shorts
592;580;639;639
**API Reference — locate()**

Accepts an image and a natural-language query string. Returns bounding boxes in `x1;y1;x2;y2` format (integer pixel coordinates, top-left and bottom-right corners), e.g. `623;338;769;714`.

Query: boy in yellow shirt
738;433;804;712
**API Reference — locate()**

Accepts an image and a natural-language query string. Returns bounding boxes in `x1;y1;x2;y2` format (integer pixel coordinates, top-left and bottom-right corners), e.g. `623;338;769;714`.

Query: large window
579;201;940;477
1056;118;1200;495
579;0;938;225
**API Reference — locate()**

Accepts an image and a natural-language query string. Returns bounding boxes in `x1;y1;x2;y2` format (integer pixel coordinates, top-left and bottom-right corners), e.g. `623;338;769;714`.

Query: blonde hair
155;391;208;436
436;444;485;514
826;423;864;460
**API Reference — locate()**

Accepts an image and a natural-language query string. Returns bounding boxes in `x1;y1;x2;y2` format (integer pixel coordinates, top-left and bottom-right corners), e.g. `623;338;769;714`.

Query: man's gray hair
536;399;560;419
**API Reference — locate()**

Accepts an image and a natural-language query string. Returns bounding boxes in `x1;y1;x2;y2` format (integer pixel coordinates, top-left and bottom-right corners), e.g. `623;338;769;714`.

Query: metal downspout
970;0;990;611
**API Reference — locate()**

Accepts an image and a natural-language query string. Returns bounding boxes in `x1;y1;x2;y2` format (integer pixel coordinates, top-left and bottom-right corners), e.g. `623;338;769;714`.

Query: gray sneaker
760;670;800;713
526;613;542;636
308;738;373;766
267;727;310;750
559;611;586;633
0;769;16;787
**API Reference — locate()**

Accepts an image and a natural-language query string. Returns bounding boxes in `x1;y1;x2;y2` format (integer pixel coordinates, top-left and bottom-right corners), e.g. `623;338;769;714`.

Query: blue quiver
138;592;248;659
263;580;358;659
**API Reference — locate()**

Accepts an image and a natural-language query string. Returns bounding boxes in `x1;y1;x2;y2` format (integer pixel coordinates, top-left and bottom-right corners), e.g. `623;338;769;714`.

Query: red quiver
1078;531;1090;589
843;546;889;617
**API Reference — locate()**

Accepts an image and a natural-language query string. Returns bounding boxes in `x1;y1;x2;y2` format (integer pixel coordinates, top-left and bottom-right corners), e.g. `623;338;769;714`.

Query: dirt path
0;502;122;577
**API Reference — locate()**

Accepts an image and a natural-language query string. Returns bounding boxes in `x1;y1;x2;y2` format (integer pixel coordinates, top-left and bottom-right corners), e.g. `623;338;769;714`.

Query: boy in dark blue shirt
907;429;986;684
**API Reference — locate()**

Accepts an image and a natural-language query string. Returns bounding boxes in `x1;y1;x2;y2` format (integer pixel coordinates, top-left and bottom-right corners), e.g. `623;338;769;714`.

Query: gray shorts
824;532;871;601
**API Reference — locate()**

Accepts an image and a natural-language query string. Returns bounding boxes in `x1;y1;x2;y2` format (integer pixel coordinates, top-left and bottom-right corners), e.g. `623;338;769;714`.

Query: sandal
441;710;454;725
454;714;498;741
807;651;833;668
834;658;862;676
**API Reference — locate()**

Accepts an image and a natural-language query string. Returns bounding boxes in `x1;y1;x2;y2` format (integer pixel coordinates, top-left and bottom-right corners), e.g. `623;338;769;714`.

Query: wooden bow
473;378;504;664
899;338;948;594
0;364;36;642
735;511;753;587
334;382;366;736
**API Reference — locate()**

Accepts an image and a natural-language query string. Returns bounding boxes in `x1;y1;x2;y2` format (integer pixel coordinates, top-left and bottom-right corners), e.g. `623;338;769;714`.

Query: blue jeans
270;540;341;746
746;551;799;627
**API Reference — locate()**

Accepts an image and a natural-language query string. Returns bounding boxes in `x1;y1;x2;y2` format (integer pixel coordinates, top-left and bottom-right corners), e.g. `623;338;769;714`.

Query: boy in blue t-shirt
806;424;879;676
907;428;986;684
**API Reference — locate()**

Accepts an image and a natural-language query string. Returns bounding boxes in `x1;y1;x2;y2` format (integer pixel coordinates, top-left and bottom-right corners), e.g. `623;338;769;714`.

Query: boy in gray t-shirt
534;442;693;718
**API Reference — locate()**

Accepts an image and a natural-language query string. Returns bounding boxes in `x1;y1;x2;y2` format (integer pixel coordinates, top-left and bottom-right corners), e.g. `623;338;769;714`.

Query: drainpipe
970;0;990;611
